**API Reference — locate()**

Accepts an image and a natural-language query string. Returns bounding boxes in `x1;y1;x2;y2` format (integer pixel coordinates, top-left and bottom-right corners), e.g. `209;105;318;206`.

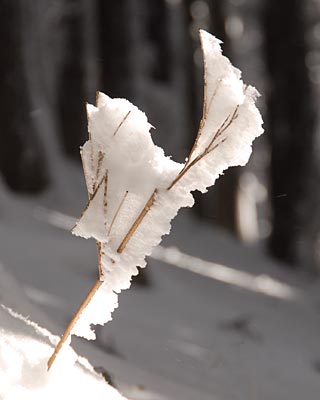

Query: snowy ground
1;176;320;400
0;306;126;400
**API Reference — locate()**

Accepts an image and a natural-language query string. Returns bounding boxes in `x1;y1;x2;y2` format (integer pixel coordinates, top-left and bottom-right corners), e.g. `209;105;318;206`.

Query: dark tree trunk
98;0;132;99
146;0;170;83
57;1;87;160
184;0;202;146
0;0;48;193
263;0;317;267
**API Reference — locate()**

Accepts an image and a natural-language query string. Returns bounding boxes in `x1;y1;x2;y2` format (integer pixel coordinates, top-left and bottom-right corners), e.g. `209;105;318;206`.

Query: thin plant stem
117;190;157;254
95;151;105;184
96;241;103;278
71;171;108;233
103;171;109;230
167;105;239;191
108;191;129;236
113;111;131;136
47;279;103;371
188;80;222;162
167;153;202;190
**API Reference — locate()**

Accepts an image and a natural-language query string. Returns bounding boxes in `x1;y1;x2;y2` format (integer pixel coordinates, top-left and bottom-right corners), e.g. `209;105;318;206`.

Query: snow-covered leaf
48;30;263;368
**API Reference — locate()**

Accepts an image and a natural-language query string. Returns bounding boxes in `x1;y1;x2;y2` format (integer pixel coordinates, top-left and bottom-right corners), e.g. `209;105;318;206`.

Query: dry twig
47;279;103;371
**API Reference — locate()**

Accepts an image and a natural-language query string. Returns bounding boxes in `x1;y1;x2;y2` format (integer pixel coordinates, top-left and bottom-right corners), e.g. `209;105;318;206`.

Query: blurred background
2;1;320;399
3;0;320;271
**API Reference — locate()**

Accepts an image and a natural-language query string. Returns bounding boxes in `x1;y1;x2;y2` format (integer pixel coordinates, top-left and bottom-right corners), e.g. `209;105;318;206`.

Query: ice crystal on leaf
48;30;263;369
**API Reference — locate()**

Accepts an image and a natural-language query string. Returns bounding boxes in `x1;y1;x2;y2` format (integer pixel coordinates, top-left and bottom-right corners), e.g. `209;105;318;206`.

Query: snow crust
0;305;127;400
70;30;263;340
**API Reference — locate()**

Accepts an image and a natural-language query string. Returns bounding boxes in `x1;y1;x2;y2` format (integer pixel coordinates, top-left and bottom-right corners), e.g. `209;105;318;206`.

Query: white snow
69;30;263;343
1;186;320;399
0;305;127;400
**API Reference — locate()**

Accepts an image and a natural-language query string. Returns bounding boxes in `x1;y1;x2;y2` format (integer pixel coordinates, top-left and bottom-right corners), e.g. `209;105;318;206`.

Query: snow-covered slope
0;305;126;400
1;186;320;399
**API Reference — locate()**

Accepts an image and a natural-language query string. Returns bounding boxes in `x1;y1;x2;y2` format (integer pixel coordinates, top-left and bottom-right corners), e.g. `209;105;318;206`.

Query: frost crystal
48;30;263;369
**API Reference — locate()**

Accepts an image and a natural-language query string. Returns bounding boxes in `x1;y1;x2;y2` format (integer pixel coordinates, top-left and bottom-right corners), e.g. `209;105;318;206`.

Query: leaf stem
113;111;131;136
167;105;239;191
47;279;103;371
117;190;157;253
108;191;129;236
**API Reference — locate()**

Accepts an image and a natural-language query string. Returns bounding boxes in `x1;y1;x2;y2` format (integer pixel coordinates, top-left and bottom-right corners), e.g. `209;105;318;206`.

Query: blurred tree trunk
98;0;132;99
0;0;48;193
184;0;202;148
146;0;170;83
263;0;318;268
57;1;87;160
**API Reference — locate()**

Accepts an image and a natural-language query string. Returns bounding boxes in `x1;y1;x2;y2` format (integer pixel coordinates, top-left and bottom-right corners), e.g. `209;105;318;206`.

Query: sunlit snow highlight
152;246;300;301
